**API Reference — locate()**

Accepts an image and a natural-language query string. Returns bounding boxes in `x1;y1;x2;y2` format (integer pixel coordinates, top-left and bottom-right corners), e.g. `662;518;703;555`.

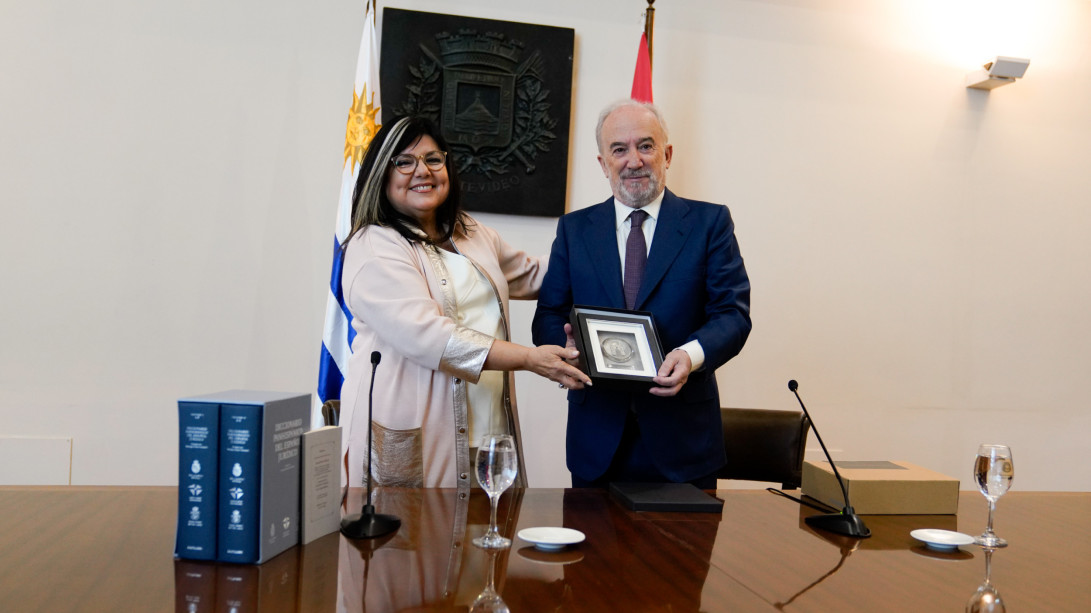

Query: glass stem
489;493;500;535
986;498;997;536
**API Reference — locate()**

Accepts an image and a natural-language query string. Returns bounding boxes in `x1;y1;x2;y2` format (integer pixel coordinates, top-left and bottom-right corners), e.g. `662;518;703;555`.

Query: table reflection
335;487;722;612
966;547;1006;613
569;489;717;610
338;486;521;612
774;528;860;609
172;529;340;613
469;547;511;613
57;487;1089;612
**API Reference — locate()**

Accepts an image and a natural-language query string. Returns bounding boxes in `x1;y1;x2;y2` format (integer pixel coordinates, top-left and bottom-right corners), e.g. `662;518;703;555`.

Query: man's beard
614;169;663;207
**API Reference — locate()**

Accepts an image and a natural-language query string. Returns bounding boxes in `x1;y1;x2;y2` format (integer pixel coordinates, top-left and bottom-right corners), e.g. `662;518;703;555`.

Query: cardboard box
802;460;959;515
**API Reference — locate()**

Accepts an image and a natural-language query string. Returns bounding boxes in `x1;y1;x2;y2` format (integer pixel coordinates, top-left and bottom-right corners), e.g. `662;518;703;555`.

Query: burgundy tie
623;209;648;309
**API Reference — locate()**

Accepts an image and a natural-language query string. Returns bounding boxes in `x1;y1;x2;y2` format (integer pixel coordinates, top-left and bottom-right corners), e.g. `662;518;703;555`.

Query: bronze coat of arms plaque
380;8;574;217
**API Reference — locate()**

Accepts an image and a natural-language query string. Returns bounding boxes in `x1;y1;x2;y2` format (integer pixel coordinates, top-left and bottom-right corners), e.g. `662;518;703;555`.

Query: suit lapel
638;189;691;309
577;199;625;308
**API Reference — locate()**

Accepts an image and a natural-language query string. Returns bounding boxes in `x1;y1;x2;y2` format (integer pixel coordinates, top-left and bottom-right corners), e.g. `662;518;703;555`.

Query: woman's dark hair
344;116;466;247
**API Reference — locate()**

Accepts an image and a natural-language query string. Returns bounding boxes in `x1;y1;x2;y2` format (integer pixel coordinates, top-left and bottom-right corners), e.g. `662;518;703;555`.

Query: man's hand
563;323;580;367
650;349;691;397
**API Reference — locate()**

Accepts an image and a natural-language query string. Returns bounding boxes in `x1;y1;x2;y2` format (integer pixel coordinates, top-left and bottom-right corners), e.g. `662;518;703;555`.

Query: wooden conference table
0;486;1086;612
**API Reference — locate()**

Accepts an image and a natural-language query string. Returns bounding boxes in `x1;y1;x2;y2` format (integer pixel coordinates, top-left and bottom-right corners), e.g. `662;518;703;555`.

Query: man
532;100;751;488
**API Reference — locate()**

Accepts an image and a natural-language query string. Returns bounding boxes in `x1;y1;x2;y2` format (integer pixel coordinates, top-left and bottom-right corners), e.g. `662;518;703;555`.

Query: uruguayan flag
317;0;381;428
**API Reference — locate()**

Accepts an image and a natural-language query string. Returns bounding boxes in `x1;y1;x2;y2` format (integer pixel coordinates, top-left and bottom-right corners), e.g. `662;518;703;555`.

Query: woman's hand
483;338;591;389
527;344;591;390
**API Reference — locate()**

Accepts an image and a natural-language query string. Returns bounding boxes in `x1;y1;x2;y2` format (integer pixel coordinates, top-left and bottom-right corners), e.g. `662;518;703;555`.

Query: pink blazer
340;219;545;488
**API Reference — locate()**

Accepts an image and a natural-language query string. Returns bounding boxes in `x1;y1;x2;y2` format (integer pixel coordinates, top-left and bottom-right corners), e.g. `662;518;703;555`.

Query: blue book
213;390;310;564
175;401;220;560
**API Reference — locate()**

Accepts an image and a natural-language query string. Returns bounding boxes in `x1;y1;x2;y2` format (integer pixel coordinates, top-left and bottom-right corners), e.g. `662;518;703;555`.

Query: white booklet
301;426;342;544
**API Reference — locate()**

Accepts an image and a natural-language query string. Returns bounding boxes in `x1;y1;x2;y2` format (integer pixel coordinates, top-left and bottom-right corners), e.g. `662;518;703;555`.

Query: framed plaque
569;306;665;390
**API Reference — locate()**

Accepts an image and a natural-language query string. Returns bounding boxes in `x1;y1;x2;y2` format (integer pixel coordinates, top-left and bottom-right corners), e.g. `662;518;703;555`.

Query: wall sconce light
966;56;1030;90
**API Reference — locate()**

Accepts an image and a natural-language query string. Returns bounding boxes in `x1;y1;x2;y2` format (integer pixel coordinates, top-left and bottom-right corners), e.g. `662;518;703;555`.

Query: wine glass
473;434;518;549
973;444;1014;548
965;546;1006;612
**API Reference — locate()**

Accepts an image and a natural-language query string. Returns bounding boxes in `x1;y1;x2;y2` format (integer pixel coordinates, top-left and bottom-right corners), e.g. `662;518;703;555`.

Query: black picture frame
569;305;665;390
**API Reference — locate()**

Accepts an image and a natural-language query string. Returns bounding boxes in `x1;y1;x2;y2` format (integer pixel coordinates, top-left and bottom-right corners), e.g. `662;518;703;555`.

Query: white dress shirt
612;192;705;373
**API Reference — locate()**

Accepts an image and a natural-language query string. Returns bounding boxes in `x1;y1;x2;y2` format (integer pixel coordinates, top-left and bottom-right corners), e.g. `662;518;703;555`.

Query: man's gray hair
594;99;670;152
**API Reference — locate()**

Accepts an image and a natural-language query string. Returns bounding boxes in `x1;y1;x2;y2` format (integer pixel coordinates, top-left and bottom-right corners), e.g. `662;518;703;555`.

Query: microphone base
805;512;872;538
340;508;401;540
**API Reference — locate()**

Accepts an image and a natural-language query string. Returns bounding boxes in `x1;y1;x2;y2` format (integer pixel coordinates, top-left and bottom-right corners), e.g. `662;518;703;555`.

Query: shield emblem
441;67;514;151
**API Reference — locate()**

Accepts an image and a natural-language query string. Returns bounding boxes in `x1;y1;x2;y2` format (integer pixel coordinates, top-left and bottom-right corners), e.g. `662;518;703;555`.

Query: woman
340;116;589;489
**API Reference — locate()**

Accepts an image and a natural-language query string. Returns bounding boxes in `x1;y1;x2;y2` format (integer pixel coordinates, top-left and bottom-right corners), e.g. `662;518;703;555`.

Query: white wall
2;0;1087;491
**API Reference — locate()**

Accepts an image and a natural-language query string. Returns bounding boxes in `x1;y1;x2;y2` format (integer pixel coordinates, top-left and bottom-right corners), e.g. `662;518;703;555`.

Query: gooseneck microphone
788;380;871;538
341;351;401;539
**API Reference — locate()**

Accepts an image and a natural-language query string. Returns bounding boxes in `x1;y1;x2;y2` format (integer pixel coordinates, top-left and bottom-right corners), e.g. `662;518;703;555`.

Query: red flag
631;32;653;102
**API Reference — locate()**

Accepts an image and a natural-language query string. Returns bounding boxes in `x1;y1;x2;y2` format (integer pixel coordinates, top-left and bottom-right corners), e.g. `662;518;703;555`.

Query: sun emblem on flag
345;83;381;169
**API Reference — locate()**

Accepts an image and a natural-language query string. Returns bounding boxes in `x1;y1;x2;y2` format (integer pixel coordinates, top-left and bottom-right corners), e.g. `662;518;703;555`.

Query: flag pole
644;0;655;72
631;2;655;102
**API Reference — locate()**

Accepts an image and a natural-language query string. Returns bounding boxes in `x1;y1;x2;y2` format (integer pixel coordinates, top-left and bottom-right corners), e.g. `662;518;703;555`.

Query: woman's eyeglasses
390;151;447;174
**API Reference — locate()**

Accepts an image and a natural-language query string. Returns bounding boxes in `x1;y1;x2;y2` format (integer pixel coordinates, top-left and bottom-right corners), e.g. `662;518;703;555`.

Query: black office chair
718;407;810;489
321;399;340;427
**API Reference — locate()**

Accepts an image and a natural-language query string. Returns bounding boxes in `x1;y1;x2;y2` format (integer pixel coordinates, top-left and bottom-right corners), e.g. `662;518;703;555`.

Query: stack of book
175;390;341;565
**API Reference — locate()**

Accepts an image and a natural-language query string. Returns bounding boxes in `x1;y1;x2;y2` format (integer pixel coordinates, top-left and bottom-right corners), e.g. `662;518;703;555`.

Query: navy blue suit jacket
532;189;752;483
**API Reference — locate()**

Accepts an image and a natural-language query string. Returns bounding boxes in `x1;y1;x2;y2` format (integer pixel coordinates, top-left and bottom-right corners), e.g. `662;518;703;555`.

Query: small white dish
517;527;585;552
911;529;975;551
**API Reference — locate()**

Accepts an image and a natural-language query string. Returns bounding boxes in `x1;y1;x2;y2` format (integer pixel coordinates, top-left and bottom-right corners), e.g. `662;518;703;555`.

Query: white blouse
438;248;507;445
